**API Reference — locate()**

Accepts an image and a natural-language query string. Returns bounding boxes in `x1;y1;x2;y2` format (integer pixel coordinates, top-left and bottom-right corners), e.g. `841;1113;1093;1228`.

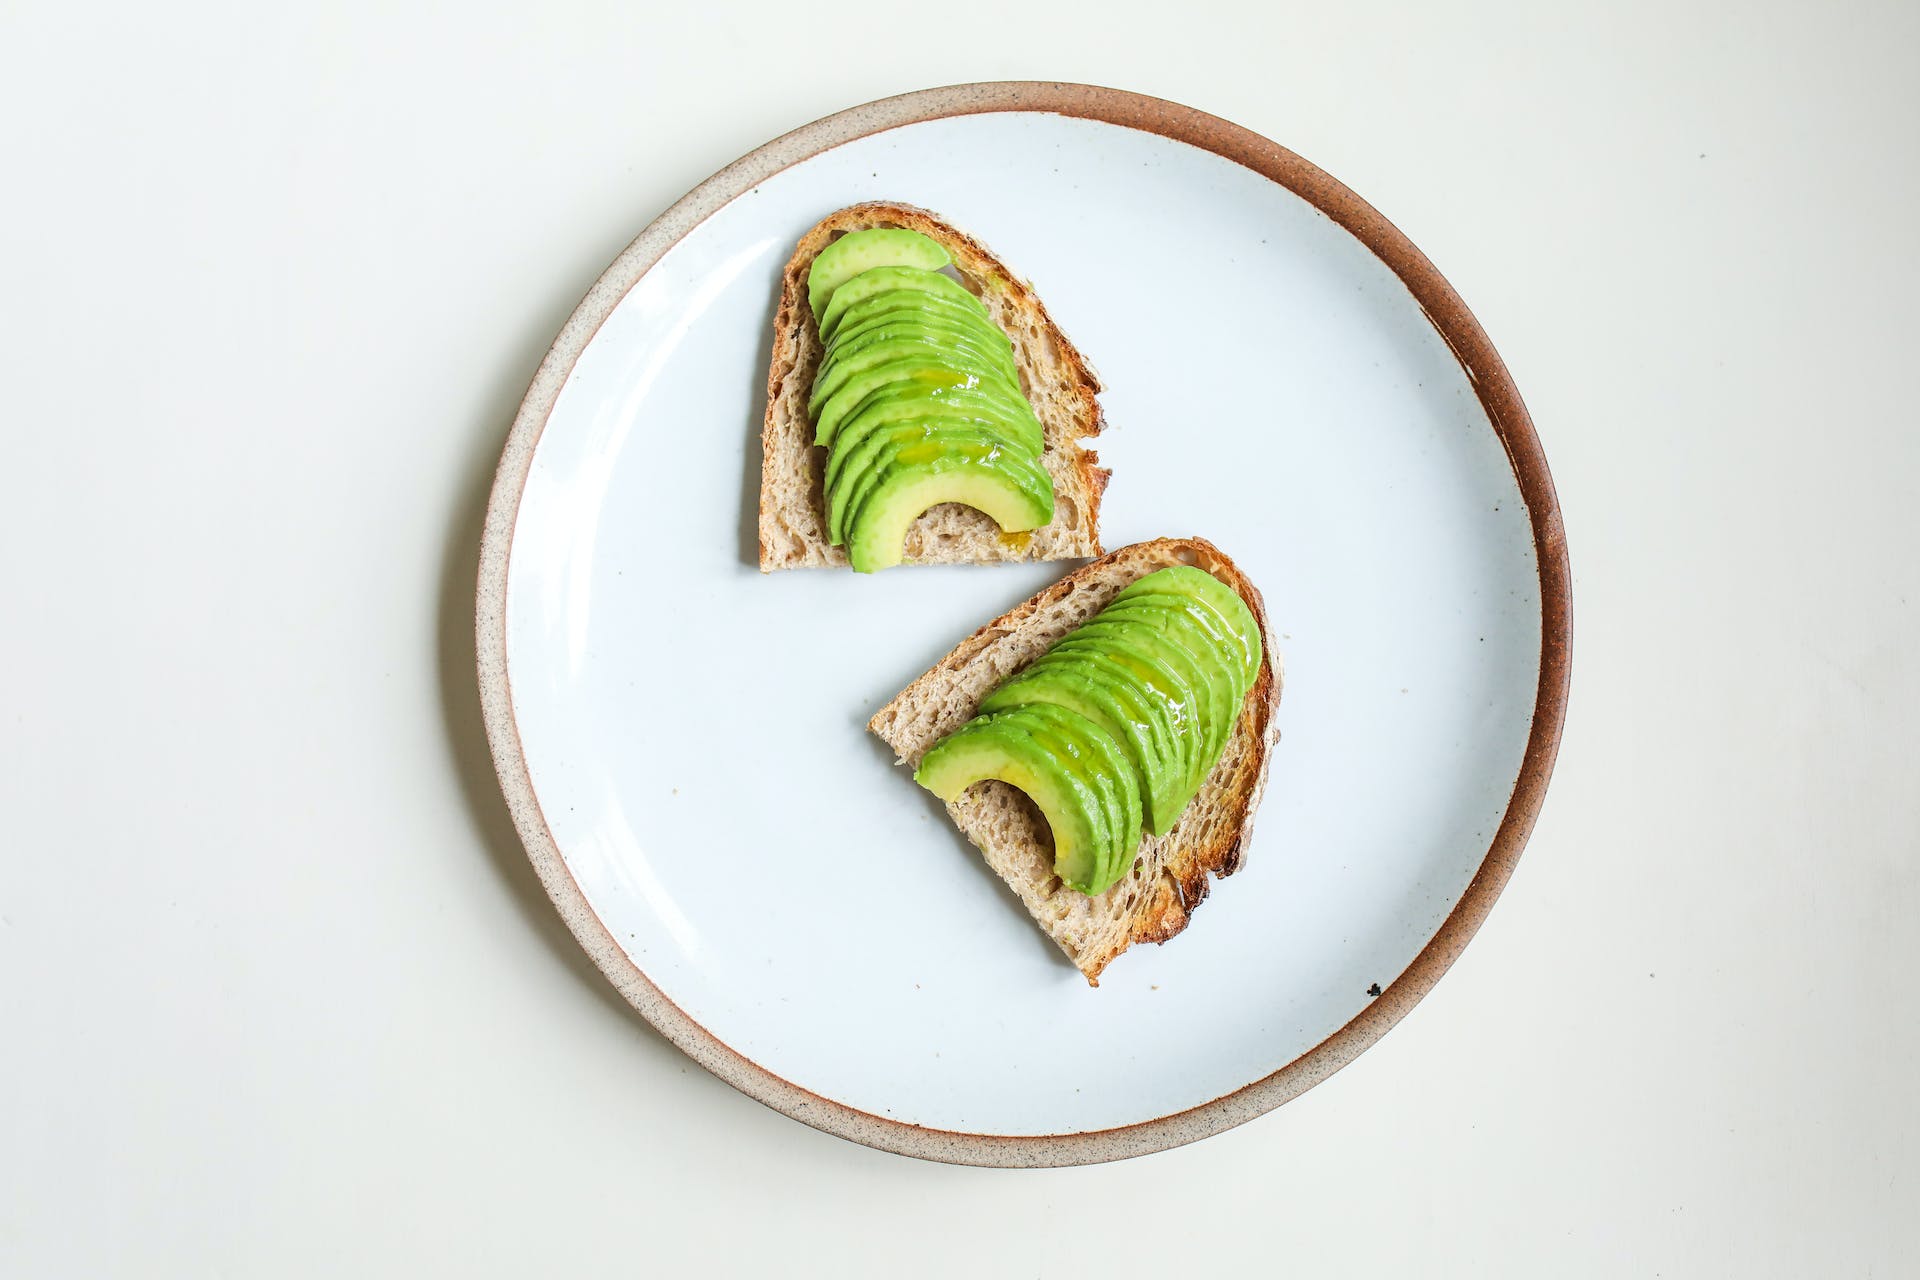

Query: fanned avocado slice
1006;701;1141;891
809;342;1019;426
811;332;1018;415
1112;566;1263;685
830;384;1043;467
915;711;1110;895
1026;645;1189;793
1043;631;1202;809
841;443;1053;572
827;409;1040;504
807;229;951;318
818;324;1018;400
1123;608;1244;792
1054;617;1231;804
828;424;1019;545
824;313;1017;385
817;266;988;341
983;655;1181;837
1099;598;1246;704
814;363;1019;447
821;287;1006;353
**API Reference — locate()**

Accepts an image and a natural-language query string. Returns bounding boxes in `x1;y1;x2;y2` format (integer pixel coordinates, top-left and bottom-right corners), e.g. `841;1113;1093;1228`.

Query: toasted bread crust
757;202;1108;571
868;538;1283;983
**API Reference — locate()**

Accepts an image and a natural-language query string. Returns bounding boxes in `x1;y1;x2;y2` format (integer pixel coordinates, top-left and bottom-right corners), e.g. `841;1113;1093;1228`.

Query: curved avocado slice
827;412;1039;510
915;712;1110;894
1020;649;1187;836
1027;646;1184;779
827;424;1018;545
811;332;1018;414
824;310;1016;382
809;339;1019;421
841;444;1053;573
1006;701;1141;890
807;229;951;318
1113;612;1241;794
817;266;987;341
1055;617;1230;803
815;363;1014;447
830;385;1042;467
1098;598;1246;700
983;658;1177;838
834;427;1046;549
819;322;1018;395
1043;632;1201;806
1113;567;1262;685
829;376;1036;450
825;287;1006;353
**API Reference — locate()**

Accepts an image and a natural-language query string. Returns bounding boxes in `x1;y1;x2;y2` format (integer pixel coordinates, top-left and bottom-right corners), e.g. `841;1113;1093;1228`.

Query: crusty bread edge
868;537;1284;983
756;201;1108;571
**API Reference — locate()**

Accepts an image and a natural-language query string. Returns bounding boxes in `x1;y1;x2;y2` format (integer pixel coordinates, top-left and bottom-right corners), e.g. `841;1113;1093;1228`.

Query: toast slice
757;202;1108;571
869;538;1284;984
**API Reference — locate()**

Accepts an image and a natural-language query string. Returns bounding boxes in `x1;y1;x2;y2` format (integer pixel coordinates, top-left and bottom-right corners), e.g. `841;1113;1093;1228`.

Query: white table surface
3;2;1914;1274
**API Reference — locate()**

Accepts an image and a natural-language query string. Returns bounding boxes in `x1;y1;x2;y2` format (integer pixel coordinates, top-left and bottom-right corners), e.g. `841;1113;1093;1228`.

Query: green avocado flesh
817;367;1035;449
824;289;1003;352
828;425;1023;546
826;410;1038;513
810;334;1017;419
842;443;1053;572
803;228;1051;568
826;385;1043;478
818;267;988;342
1111;566;1263;684
915;710;1111;894
823;313;1017;384
982;657;1180;837
913;566;1263;893
807;229;952;317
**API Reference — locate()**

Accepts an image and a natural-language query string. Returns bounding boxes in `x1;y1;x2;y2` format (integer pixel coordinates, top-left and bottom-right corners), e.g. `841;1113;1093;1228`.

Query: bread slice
869;538;1284;984
757;202;1108;571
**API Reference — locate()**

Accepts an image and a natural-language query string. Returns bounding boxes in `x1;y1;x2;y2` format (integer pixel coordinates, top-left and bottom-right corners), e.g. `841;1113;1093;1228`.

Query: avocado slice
837;376;1052;450
1026;646;1186;785
824;309;1016;382
1022;649;1189;836
841;444;1053;572
834;427;1046;549
818;323;1018;399
830;384;1043;468
1113;567;1262;685
1042;631;1202;809
915;711;1112;894
827;424;1020;545
827;410;1039;507
1098;597;1246;699
1006;701;1142;890
1123;611;1242;794
982;657;1179;838
815;363;1015;447
807;229;951;318
817;266;988;341
810;332;1018;416
1054;617;1230;803
823;287;1001;351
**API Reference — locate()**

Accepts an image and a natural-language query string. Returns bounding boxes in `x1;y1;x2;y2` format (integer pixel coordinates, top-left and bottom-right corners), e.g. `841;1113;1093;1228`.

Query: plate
478;83;1569;1166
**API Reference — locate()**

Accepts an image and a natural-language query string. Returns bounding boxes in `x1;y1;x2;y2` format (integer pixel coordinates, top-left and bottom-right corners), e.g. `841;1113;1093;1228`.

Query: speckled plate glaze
477;83;1569;1166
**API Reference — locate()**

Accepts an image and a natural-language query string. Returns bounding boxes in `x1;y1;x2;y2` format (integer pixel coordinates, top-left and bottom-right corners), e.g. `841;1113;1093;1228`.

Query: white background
1;1;1913;1275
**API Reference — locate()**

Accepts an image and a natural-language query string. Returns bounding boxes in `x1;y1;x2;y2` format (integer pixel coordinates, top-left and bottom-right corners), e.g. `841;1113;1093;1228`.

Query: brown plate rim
474;81;1572;1167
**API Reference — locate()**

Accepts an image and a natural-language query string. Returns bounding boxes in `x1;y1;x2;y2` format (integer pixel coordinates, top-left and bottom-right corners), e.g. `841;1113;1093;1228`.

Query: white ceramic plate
478;84;1569;1166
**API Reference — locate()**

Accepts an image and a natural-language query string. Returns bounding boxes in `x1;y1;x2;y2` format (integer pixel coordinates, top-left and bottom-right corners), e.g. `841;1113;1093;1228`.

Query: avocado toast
869;538;1284;984
758;203;1109;571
